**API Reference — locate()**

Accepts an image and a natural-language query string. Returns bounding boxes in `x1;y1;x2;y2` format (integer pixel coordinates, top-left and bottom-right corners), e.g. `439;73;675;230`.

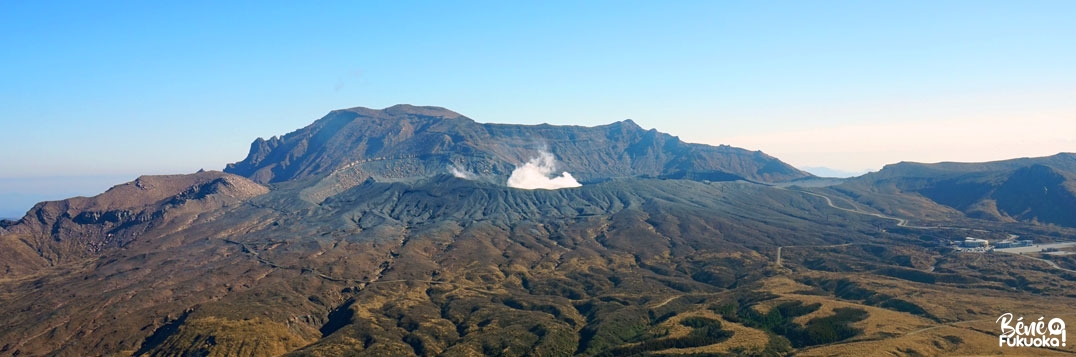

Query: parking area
994;242;1076;254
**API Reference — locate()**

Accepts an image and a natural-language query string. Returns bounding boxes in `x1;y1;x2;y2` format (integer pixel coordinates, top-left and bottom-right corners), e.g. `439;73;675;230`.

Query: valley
1;106;1074;356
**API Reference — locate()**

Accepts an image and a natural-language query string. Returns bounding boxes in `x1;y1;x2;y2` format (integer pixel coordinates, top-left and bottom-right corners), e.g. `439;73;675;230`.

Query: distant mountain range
799;166;871;178
838;153;1076;227
2;105;1074;356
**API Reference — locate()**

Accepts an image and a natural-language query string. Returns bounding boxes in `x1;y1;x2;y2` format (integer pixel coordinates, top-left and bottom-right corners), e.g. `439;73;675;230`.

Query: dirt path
651;295;680;309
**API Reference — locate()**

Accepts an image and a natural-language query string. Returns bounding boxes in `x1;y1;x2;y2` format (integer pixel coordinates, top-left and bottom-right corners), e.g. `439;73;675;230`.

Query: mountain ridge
224;105;811;190
0;171;268;273
837;153;1076;227
3;105;1076;356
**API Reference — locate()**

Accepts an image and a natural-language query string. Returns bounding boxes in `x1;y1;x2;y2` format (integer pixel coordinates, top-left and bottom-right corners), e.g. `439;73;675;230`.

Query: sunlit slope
837;153;1076;227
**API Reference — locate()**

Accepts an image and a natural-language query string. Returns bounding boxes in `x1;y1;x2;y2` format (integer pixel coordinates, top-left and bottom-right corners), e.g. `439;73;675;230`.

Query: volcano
2;105;1075;356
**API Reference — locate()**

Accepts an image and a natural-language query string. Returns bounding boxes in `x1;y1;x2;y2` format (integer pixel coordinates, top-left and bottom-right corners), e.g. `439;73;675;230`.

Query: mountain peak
329;104;464;119
614;118;641;129
1053;152;1076;160
224;105;810;192
381;104;463;118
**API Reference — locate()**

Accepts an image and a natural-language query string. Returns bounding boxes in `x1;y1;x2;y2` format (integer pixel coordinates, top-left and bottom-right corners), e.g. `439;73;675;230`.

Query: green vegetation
10;135;1076;356
802;278;935;320
599;317;733;356
715;299;867;348
876;267;936;284
140;317;311;356
795;308;868;347
575;305;652;355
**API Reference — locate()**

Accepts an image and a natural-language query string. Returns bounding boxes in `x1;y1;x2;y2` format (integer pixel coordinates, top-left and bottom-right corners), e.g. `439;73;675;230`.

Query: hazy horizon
3;149;1069;219
2;1;1074;215
0;174;140;219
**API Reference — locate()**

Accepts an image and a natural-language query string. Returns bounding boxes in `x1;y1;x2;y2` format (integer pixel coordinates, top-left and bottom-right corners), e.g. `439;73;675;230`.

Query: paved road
788;188;1076;275
772;188;911;267
794;189;910;227
794;188;992;232
994;249;1076;274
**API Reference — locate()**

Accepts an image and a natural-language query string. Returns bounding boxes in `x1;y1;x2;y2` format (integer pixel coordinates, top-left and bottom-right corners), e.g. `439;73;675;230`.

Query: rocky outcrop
224;104;810;187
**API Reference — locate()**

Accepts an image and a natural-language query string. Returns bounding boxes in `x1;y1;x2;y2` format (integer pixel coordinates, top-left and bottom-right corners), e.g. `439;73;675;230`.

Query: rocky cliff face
6;105;1076;356
224;104;810;188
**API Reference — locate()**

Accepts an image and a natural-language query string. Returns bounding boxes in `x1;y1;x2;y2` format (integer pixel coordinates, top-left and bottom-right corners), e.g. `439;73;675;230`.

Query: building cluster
957;237;1034;249
994;240;1034;248
948;236;1040;253
960;237;989;248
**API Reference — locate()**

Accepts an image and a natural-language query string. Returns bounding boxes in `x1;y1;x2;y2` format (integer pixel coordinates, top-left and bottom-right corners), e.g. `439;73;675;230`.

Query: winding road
781;188;1076;275
777;188;1076;352
773;188;913;266
794;189;910;227
1013;254;1076;274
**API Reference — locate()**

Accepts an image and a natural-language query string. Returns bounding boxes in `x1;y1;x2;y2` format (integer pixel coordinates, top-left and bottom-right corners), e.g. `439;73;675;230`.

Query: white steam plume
448;164;475;180
506;151;581;190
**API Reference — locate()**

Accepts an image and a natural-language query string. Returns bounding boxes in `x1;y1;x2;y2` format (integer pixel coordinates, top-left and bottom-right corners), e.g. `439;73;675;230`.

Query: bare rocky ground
2;106;1074;356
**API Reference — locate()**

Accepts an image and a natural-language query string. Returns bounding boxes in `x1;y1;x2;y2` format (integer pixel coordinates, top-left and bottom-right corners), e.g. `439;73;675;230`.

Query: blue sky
2;1;1074;217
